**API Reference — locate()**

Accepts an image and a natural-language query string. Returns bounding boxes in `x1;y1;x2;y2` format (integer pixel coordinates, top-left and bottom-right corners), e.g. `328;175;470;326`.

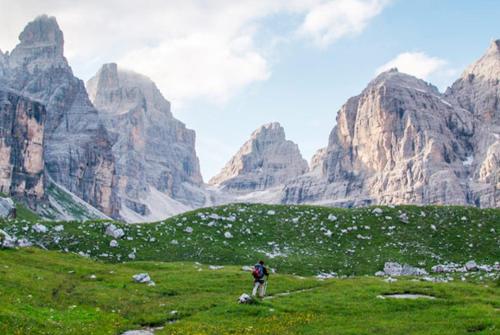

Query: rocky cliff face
445;40;500;207
283;41;500;208
0;15;118;216
0;89;45;206
209;122;308;192
86;63;205;222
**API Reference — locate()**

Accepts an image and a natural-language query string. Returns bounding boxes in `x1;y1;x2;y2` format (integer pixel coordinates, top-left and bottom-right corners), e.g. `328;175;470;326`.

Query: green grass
0;248;498;335
15;202;41;222
1;204;498;275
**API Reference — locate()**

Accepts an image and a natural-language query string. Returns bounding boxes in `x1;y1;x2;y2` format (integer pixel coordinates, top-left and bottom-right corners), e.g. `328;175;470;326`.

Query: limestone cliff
209;122;308;192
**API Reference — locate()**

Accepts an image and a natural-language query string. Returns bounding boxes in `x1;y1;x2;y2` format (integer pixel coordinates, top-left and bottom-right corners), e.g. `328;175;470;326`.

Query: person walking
252;260;269;298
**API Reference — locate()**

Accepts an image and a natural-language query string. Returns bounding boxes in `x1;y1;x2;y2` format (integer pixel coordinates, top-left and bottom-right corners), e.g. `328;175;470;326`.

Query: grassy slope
0;248;498;335
1;204;498;275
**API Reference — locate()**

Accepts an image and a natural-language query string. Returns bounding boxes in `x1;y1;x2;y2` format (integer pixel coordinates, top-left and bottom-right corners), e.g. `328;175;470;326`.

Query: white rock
209;265;224;270
17;238;32;247
105;224;125;239
238;293;252;304
33;224;48;233
328;214;337;221
122;331;154;335
372;208;383;215
54;225;64;232
0;229;16;248
0;197;15;218
109;240;119;248
465;260;478;271
132;273;152;284
224;231;233;239
184;227;193;234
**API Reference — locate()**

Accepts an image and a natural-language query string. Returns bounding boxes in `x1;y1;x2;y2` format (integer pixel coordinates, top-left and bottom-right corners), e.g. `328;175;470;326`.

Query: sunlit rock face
0;89;45;207
209;122;309;193
283;46;499;208
0;15;119;216
87;63;205;222
445;40;500;207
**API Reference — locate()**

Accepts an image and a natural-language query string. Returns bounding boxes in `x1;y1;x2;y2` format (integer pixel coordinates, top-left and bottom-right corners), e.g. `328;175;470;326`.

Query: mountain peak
486;39;500;55
8;15;66;69
19;15;64;52
251;122;285;139
461;39;500;80
368;68;438;94
209;122;308;191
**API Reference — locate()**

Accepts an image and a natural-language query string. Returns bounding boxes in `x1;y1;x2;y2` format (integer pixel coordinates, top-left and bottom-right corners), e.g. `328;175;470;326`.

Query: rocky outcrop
0;15;118;216
0;197;16;219
86;63;205;222
209;122;308;192
283;64;496;207
0;89;45;206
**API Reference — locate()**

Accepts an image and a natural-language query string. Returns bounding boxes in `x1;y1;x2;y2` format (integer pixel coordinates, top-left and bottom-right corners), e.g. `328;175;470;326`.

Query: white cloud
376;51;448;80
0;0;390;104
298;0;390;47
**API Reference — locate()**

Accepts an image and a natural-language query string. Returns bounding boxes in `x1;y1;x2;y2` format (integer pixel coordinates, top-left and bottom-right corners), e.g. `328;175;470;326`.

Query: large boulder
0;197;15;218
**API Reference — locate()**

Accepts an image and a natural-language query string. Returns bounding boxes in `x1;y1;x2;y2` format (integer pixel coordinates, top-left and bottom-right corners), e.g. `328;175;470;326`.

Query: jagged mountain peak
461;38;500;80
8;15;67;71
250;122;286;140
209;122;308;192
87;62;172;118
369;68;439;94
18;15;63;49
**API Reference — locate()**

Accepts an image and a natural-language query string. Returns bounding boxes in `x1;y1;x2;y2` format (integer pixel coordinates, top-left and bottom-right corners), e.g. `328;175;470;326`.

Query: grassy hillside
1;204;498;275
0;248;498;335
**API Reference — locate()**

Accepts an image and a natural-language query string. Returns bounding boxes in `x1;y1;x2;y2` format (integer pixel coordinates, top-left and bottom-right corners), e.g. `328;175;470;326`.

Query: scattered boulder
132;273;155;286
17;238;32;247
328;214;337;221
372;208;383;215
33;224;48;233
209;265;224;270
224;231;233;239
238;293;252;304
399;213;409;224
109;239;119;248
316;272;337;279
383;262;403;276
121;331;154;335
0;197;15;219
241;265;253;272
0;229;16;248
374;271;386;277
382;262;428;276
105;224;125;239
54;225;64;232
465;260;478;271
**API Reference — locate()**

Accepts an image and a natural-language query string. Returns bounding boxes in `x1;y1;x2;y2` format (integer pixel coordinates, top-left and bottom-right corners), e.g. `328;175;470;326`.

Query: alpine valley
0;15;498;223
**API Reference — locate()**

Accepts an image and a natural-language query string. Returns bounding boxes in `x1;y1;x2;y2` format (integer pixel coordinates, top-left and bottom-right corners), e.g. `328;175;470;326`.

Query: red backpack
252;264;264;279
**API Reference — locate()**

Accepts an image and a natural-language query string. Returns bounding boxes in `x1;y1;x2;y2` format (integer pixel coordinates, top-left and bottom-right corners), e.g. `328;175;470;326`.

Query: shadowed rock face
0;15;119;216
87;63;205;221
283;60;498;207
0;89;45;206
209;122;309;192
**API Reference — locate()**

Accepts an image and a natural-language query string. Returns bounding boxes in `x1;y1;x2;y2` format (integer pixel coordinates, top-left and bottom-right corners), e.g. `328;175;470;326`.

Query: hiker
252;260;269;298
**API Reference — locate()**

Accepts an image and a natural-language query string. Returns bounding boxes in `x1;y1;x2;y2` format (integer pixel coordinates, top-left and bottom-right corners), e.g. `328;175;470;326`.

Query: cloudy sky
0;0;498;180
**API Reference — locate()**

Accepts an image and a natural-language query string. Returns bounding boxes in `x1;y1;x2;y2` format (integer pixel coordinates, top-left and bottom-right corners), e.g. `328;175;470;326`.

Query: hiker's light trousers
252;281;265;297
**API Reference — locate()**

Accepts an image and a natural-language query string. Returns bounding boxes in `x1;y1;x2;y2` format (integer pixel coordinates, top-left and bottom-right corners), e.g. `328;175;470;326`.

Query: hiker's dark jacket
255;264;269;283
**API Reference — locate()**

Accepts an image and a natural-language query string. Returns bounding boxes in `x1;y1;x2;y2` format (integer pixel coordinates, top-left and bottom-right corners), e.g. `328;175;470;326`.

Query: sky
0;0;499;181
